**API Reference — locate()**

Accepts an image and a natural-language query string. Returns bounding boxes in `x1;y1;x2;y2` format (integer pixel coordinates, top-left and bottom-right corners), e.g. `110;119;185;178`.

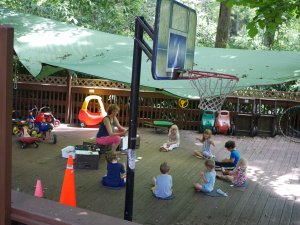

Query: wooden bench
144;120;174;133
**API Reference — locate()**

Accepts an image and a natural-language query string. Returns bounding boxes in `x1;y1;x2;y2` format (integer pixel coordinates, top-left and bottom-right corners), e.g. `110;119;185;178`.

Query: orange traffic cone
59;155;76;207
34;179;44;198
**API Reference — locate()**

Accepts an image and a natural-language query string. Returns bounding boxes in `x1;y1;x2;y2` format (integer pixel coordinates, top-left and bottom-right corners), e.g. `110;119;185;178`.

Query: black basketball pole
124;15;153;222
124;16;143;221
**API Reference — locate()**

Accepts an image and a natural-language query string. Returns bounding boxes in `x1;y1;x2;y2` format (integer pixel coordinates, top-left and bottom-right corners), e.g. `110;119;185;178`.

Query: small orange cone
59;155;76;207
34;179;44;198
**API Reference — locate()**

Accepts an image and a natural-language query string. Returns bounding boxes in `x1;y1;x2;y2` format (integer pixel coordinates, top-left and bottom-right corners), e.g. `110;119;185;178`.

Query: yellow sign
178;98;189;108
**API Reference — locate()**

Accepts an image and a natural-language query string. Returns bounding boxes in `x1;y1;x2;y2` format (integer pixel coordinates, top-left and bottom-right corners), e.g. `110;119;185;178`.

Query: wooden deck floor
12;125;300;225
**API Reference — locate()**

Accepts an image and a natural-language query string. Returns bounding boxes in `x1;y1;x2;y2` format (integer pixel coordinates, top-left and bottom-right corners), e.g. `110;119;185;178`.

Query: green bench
144;120;174;133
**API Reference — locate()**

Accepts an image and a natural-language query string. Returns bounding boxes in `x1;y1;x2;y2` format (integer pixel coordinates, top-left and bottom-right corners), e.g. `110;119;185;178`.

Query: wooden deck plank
289;140;300;225
268;197;287;225
11;126;300;225
256;138;296;225
264;138;298;225
279;200;295;225
248;138;296;225
269;139;300;225
234;137;288;225
256;138;299;225
236;137;284;224
290;198;300;225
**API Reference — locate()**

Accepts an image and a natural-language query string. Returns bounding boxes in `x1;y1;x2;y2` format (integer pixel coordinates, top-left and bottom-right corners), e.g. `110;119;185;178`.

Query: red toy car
78;95;107;127
215;110;232;135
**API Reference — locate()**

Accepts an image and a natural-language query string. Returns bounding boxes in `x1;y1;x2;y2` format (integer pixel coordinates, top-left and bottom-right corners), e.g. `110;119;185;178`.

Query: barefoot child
193;159;216;193
217;158;248;186
194;129;215;159
159;124;180;152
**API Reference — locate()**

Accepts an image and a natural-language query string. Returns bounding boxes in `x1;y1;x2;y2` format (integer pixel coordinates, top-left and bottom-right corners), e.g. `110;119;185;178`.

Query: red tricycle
16;125;57;149
18;136;39;149
214;110;233;135
78;95;107;127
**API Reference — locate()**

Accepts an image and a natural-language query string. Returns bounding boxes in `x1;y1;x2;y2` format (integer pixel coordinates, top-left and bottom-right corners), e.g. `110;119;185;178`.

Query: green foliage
220;0;300;38
2;0;299;50
181;0;220;47
1;0;299;92
0;0;146;36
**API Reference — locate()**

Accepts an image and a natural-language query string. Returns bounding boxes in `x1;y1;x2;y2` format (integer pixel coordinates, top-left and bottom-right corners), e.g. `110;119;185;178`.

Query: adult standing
96;104;127;152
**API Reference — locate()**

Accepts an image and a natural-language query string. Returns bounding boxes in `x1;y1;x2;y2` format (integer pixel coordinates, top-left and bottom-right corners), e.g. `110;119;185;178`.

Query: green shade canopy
1;8;300;99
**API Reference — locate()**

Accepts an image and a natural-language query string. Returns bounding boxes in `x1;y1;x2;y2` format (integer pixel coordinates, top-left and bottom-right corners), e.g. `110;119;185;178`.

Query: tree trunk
215;1;231;48
263;21;277;49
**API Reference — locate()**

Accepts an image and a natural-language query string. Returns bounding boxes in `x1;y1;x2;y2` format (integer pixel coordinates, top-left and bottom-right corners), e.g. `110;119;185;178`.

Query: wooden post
65;71;72;124
0;25;14;225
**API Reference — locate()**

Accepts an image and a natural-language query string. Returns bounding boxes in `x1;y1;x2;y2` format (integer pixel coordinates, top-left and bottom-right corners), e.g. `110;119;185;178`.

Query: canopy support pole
0;25;13;225
65;70;73;124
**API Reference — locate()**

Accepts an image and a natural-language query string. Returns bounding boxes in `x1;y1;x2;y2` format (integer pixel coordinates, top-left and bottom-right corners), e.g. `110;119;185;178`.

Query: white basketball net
188;71;239;111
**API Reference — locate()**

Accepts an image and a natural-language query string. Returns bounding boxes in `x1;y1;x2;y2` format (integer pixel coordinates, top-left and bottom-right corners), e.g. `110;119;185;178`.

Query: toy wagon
78;95;107;127
215;110;232;135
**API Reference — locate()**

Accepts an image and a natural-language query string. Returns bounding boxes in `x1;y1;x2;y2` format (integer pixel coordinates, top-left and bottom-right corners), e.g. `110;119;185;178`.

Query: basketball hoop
176;70;239;111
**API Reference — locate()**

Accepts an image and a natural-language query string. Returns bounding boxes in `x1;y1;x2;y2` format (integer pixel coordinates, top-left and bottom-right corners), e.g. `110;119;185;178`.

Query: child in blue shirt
215;140;240;171
102;152;126;188
193;159;216;193
152;162;173;199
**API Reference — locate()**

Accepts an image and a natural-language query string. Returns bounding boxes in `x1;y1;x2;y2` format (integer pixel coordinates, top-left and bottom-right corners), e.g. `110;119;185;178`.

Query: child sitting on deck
215;140;240;171
152;162;174;199
102;152;126;188
193;159;216;193
193;129;215;159
159;124;180;152
216;158;248;186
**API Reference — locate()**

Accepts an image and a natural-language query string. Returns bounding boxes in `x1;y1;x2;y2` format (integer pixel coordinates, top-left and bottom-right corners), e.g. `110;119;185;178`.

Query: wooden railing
13;75;300;131
11;191;140;225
